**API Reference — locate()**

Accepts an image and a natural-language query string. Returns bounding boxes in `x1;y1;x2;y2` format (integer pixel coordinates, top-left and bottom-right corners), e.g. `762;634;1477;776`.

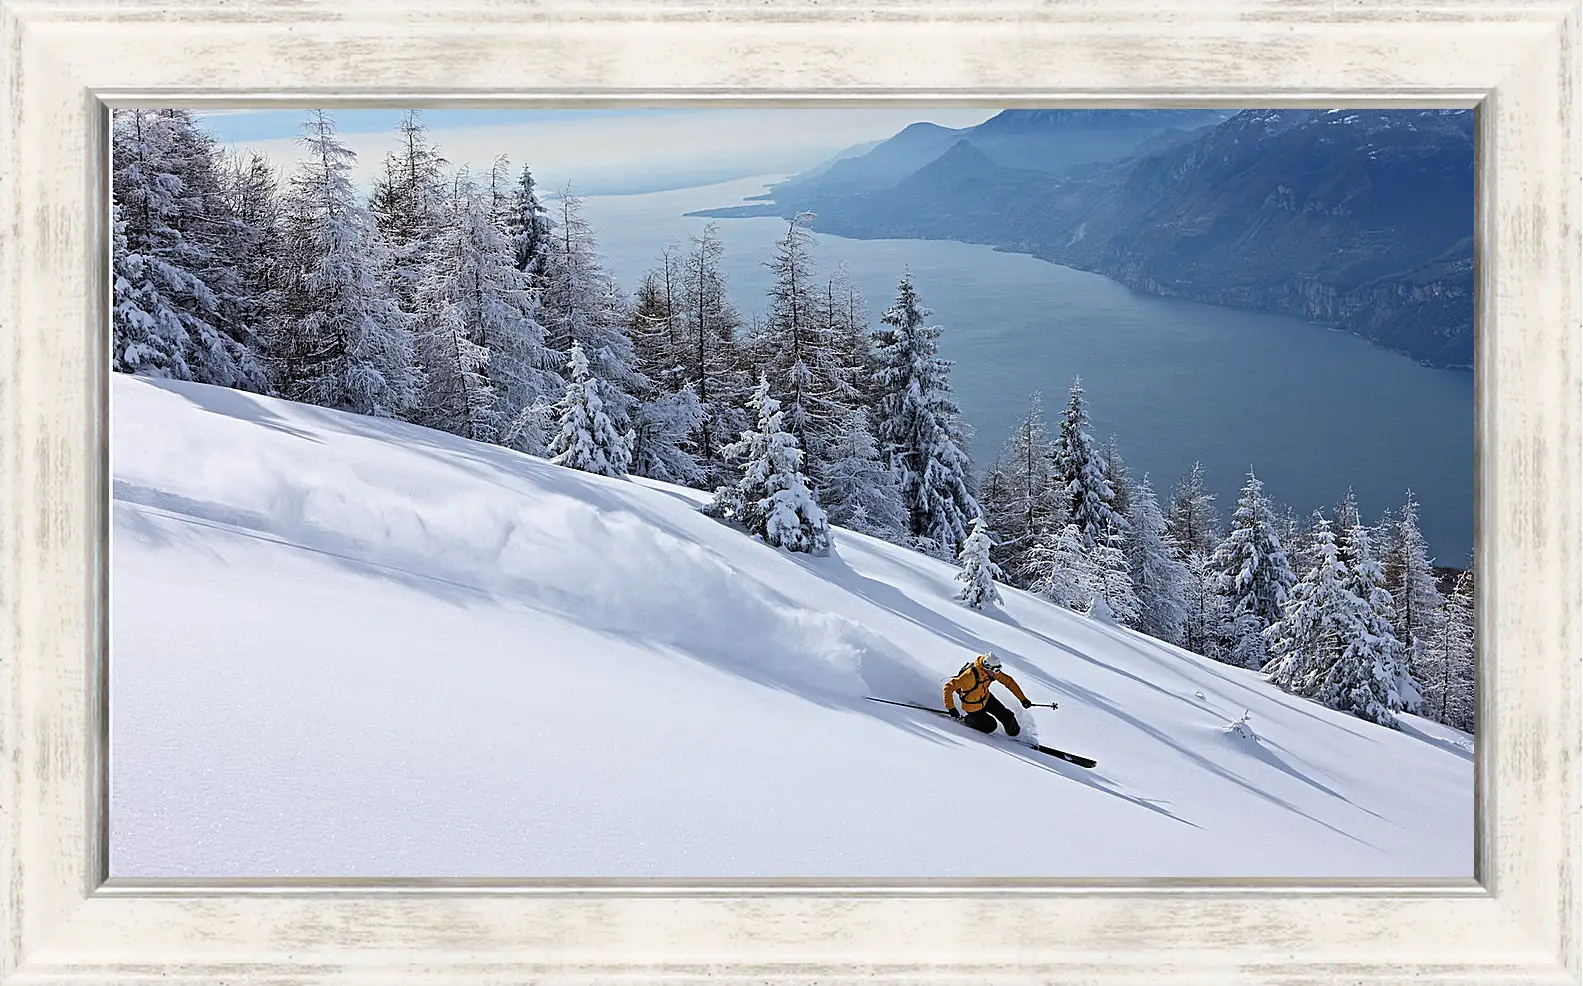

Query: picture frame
1;0;1577;981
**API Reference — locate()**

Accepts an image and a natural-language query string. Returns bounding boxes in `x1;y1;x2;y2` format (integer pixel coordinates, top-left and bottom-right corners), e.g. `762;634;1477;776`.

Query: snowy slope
109;375;1474;878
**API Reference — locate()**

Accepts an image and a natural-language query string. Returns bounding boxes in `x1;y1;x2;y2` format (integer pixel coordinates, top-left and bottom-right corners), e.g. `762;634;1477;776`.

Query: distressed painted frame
1;0;1578;982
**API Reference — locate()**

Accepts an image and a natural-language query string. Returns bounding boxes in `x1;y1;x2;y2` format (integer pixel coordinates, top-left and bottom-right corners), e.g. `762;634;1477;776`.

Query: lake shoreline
587;176;1476;562
686;197;1477;375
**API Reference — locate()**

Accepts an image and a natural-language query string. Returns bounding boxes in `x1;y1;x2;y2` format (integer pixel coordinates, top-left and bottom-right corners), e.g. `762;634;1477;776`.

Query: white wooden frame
1;0;1577;982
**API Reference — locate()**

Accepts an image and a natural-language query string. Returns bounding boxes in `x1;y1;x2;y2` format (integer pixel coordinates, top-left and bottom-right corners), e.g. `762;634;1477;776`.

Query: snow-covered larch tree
820;407;906;540
1382;489;1444;681
629;260;684;392
763;212;843;472
548;342;633;478
678;223;751;485
873;273;979;557
538;186;643;421
977;458;1023;581
992;393;1063;585
275;110;417;418
705;376;830;555
215;148;288;375
1424;566;1476;731
1027;523;1101;612
629;384;707;486
956;516;1005;609
822;262;879;412
1166;460;1219;561
1100;435;1134;522
1182;549;1230;659
415;170;562;447
1126;475;1189;645
1211;469;1296;668
368;110;449;314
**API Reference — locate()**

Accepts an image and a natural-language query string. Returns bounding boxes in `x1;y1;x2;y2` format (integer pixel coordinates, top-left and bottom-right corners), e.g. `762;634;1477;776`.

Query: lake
582;176;1475;564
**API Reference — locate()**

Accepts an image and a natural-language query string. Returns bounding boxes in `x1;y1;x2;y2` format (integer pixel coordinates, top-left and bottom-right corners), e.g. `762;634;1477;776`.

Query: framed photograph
1;0;1577;982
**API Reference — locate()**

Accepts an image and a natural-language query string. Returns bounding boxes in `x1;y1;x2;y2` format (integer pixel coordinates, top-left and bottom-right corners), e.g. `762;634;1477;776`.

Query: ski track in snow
109;376;1474;878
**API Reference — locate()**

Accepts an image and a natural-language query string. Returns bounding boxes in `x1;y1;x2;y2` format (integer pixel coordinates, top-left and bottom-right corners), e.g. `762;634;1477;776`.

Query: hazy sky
197;107;1000;196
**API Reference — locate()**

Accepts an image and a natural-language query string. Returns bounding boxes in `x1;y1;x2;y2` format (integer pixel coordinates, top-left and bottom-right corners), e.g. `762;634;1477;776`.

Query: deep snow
109;374;1474;878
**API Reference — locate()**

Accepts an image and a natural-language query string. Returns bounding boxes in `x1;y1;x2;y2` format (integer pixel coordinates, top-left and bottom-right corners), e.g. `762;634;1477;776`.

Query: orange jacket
943;655;1029;713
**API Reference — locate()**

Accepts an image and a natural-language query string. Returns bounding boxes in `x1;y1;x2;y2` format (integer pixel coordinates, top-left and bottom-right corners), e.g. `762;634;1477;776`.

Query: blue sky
197;107;1001;195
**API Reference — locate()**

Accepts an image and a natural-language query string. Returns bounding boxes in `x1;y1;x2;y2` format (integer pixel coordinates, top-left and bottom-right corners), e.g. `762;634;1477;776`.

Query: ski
864;696;1097;769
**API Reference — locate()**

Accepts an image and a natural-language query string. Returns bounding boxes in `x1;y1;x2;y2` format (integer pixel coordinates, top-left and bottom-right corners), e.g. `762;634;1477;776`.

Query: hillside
692;109;1475;367
109;375;1473;878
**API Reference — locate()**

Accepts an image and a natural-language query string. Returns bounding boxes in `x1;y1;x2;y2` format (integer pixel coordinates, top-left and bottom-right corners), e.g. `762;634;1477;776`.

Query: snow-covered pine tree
1094;526;1141;626
275;110;417;418
1265;514;1415;727
1056;377;1127;548
1382;489;1444;682
154;110;266;388
677;224;751;485
110;109;261;388
820;407;906;539
1165;461;1220;561
1338;522;1420;717
549;342;634;477
874;273;979;557
705;376;830;555
109;200;162;369
956;516;1005;609
1264;512;1354;694
1275;502;1311;574
992;393;1063;585
1211;469;1297;668
368;110;448;314
1027;523;1101;612
504;164;552;280
1126;475;1189;645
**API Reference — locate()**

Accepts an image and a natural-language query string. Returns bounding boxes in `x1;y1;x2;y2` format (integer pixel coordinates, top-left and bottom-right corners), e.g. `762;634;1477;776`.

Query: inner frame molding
0;1;1577;982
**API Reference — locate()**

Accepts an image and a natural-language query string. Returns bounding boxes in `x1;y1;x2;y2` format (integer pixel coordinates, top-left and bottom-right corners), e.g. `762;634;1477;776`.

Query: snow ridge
111;375;1473;879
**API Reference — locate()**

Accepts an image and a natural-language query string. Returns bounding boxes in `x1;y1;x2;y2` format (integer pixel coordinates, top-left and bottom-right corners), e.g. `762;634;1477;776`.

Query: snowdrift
110;375;1473;878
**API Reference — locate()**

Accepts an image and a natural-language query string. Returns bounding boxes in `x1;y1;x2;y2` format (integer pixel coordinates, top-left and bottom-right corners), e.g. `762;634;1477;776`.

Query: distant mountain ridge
691;108;1474;368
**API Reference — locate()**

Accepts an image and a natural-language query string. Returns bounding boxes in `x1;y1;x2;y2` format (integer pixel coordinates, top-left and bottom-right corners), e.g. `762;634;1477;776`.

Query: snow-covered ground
109;375;1474;878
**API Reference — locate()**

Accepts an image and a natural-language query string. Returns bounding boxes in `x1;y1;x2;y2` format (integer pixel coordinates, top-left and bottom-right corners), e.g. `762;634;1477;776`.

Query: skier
943;652;1033;737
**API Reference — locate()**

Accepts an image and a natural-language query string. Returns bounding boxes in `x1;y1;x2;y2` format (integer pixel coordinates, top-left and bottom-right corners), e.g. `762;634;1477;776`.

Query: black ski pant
961;694;1020;737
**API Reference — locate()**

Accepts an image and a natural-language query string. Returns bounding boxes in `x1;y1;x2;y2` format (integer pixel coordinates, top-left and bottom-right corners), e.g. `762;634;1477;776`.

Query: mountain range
693;108;1475;368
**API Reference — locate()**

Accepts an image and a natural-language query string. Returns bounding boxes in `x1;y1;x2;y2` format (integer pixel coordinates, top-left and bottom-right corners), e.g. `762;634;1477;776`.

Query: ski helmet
980;652;1001;671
